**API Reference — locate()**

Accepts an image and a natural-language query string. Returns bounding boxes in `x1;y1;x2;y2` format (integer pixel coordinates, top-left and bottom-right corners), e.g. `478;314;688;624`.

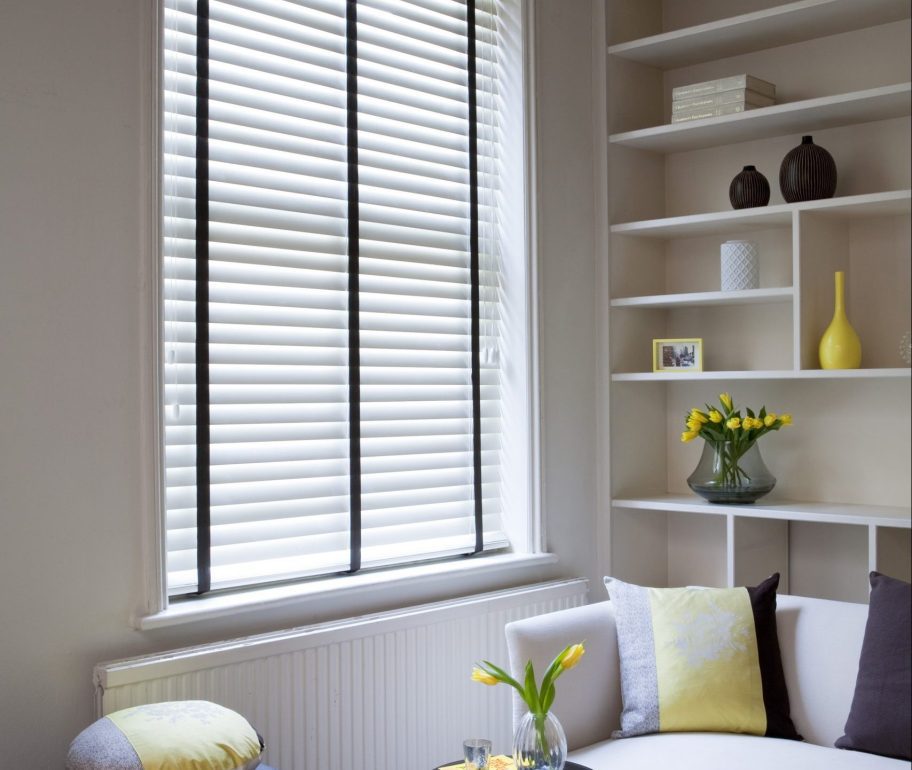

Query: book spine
673;75;775;100
671;89;775;112
671;103;756;123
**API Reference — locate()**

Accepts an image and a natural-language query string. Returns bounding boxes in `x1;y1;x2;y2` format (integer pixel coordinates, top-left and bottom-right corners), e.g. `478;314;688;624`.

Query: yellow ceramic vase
819;270;862;369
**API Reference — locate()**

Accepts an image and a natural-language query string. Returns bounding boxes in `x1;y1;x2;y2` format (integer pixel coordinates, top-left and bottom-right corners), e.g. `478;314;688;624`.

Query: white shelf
795;368;912;380
612;494;912;529
798;189;912;218
609;84;911;153
611;190;912;239
611;286;792;309
611;368;912;382
613;205;793;238
608;0;911;69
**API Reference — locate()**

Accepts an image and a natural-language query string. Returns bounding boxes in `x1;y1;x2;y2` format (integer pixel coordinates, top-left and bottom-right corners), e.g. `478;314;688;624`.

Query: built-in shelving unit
604;0;912;603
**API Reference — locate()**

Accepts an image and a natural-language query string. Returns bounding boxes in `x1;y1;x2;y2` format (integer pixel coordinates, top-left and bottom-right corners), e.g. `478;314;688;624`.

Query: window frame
141;0;542;622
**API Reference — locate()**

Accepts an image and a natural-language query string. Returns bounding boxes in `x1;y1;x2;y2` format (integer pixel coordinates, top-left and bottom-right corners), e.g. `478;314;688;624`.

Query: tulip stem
535;713;548;760
714;440;754;488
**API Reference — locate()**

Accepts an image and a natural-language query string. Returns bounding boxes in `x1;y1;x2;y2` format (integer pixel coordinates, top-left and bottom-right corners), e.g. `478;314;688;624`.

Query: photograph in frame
653;338;703;372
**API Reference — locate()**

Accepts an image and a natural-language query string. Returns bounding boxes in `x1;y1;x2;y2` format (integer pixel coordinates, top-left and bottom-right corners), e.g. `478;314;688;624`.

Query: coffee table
435;762;592;770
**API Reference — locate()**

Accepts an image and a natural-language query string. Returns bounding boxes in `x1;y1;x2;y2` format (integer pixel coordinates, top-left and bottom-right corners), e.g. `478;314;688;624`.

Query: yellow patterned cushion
106;701;262;770
605;574;801;740
649;585;765;734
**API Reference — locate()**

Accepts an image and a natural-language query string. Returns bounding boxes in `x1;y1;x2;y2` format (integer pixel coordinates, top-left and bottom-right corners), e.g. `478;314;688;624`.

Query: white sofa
505;594;911;769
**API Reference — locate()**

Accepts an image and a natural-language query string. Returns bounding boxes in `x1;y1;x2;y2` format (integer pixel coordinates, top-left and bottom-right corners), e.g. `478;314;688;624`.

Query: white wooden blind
162;0;508;595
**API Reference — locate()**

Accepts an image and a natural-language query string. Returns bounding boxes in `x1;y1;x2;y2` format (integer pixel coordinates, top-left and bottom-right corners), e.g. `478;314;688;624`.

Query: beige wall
0;0;601;764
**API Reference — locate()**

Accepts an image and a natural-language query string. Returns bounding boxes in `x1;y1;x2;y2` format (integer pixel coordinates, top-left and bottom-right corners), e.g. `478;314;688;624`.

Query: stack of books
671;75;776;124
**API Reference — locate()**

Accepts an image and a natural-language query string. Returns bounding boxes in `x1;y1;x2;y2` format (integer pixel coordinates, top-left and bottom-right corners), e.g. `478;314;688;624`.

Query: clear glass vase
687;440;776;504
513;711;567;770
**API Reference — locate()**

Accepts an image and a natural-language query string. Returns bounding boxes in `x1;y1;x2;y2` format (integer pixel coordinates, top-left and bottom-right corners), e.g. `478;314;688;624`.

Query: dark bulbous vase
779;135;837;203
729;165;770;209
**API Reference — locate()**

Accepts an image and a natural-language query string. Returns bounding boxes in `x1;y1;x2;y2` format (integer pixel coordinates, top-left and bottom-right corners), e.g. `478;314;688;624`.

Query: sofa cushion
569;733;910;770
775;594;869;747
605;573;799;740
836;572;912;760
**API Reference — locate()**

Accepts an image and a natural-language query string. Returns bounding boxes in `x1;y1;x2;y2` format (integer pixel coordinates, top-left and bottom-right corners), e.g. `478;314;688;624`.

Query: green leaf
539;644;572;703
481;660;524;696
524;661;540;714
759;406;767;420
746;407;755;418
542;681;556;712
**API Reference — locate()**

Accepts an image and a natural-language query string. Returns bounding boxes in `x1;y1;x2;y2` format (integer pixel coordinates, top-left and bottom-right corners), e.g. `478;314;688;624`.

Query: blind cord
194;0;212;595
468;0;484;555
346;0;362;574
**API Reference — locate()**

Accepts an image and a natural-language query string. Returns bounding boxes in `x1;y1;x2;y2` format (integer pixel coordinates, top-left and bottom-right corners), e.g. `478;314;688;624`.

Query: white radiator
95;579;588;770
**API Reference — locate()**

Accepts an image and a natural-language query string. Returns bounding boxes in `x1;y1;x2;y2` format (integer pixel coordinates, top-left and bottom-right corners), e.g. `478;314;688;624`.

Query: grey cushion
66;717;142;770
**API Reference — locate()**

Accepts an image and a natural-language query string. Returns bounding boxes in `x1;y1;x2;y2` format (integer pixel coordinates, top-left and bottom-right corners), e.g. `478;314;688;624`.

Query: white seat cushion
568;733;911;770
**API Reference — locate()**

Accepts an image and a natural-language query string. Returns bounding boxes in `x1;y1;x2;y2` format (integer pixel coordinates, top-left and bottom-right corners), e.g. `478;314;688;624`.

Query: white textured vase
720;240;759;291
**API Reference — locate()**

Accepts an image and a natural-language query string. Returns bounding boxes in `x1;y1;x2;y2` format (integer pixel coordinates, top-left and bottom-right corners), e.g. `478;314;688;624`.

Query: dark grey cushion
836;572;911;760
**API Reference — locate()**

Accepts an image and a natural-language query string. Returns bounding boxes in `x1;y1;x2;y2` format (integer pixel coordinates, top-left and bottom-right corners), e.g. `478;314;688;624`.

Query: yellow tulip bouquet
681;392;792;500
472;644;584;766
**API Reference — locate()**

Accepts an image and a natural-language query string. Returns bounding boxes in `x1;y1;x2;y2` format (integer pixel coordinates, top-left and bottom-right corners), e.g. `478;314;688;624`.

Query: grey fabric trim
66;717;142;770
605;577;660;737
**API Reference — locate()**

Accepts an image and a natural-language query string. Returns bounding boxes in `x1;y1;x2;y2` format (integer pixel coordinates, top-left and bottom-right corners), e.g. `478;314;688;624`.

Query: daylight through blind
162;0;506;595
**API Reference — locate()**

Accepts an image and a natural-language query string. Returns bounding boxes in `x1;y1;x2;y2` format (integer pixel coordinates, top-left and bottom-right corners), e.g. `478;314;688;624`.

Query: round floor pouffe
67;700;265;770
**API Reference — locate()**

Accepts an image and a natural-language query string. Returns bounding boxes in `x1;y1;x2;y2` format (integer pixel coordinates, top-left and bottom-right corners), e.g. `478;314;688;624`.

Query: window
161;0;530;597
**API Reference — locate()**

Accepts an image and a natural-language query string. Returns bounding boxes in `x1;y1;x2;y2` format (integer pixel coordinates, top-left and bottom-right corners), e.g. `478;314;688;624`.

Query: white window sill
137;552;559;631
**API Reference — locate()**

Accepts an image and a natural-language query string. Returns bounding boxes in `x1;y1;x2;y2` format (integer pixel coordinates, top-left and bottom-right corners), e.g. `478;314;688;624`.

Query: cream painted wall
0;1;600;764
534;0;601;592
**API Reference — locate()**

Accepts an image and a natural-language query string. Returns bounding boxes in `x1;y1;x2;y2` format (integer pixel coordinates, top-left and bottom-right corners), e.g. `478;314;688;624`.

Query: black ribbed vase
779;135;837;202
729;165;770;209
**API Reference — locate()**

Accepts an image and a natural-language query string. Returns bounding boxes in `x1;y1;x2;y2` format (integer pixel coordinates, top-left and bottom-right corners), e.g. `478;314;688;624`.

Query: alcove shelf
611;368;912;382
611;286;793;309
603;0;912;603
611;190;911;237
611;497;911;603
609;83;911;153
607;0;911;68
612;495;911;529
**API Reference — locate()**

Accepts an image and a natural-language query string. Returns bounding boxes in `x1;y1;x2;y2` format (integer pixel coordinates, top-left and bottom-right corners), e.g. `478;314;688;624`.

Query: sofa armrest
505;601;621;751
